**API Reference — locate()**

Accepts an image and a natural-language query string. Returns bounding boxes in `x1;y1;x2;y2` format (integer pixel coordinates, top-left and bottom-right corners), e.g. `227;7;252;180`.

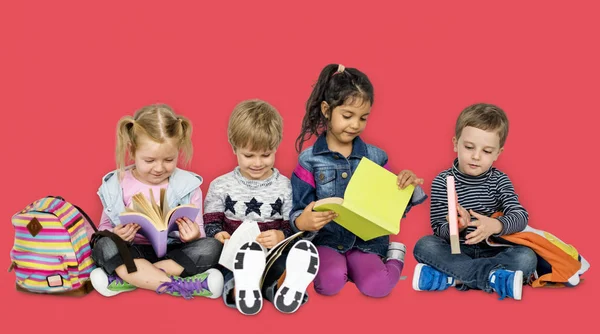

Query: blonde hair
455;103;509;148
115;104;193;174
228;99;283;151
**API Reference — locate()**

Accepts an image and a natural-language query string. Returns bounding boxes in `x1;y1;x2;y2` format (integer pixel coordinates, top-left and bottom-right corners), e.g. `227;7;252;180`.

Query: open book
313;157;415;241
119;189;200;258
218;221;303;287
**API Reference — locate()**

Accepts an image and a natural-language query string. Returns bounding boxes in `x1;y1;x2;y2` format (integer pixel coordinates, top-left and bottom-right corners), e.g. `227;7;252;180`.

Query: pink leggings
314;246;403;298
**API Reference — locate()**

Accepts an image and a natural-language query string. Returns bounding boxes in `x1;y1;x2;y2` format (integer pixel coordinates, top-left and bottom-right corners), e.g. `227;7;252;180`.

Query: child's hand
256;230;285;249
214;231;231;243
396;170;424;189
114;223;140;242
296;201;337;231
457;204;471;231
176;217;200;242
464;210;503;245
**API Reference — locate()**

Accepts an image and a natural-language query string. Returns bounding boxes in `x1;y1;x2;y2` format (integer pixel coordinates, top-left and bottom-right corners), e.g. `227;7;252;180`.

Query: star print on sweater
225;195;237;214
245;198;263;216
270;198;283;216
203;167;293;238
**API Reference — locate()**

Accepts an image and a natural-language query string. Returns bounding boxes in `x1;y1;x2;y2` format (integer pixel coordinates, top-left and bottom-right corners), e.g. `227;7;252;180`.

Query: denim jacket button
319;173;324;181
341;172;348;179
333;155;339;159
337;245;344;250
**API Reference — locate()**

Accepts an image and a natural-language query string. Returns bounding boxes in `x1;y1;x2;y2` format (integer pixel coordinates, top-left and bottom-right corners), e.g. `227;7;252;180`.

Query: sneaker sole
274;240;319;314
233;241;266;315
512;270;523;301
412;263;426;291
90;268;122;297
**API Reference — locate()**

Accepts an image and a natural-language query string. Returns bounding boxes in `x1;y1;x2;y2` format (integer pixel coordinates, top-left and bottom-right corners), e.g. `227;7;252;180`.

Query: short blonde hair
115;104;193;174
455;103;509;147
228;99;283;151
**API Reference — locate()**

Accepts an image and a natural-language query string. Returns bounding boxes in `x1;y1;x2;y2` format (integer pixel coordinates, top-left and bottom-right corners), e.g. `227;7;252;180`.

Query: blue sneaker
489;269;523;300
412;263;455;291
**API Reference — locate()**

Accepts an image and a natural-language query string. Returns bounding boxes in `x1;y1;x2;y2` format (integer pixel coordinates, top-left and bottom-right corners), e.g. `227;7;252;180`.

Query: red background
1;0;597;332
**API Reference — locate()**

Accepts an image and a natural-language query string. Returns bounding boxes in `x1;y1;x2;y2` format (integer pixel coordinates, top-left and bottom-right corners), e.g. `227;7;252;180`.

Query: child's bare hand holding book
256;230;285;249
113;223;140;242
446;204;471;232
396;169;424;189
214;231;231;243
175;217;201;242
295;201;338;232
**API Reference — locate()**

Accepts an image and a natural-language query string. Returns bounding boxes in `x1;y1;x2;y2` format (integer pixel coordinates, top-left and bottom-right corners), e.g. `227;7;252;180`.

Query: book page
342;157;415;237
314;202;389;241
261;231;304;287
266;231;304;258
130;192;165;230
218;221;261;271
313;197;344;208
159;188;168;221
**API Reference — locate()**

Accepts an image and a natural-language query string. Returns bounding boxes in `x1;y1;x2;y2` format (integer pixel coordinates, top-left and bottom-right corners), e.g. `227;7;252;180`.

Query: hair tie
332;64;345;77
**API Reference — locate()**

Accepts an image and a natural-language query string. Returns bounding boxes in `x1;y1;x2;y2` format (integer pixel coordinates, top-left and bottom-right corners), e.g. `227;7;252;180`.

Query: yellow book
313;157;415;241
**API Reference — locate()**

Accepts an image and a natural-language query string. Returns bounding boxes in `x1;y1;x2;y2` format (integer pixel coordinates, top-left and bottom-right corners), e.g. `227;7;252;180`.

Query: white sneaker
233;241;266;315
274;240;319;314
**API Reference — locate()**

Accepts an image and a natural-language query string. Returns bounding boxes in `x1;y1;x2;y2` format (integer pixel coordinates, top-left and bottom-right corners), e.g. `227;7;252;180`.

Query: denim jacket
98;167;203;229
290;134;427;257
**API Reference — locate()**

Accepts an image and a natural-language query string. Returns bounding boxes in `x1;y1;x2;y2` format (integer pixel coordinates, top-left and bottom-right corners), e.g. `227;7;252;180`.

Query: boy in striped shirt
412;103;537;300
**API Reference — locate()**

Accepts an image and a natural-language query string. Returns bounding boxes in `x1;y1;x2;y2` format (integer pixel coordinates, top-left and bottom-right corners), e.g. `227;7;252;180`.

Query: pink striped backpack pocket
9;196;98;296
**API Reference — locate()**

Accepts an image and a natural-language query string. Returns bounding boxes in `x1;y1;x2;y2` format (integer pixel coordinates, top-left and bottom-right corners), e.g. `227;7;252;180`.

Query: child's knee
513;247;538;274
413;235;445;259
355;272;393;298
91;237;119;264
314;266;347;296
184;237;223;264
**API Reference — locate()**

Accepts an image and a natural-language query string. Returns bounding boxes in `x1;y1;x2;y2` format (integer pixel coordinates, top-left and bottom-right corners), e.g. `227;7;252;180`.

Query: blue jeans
413;235;537;292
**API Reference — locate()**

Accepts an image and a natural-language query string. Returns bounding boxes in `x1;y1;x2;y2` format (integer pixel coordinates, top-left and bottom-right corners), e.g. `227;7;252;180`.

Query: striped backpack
9;196;98;295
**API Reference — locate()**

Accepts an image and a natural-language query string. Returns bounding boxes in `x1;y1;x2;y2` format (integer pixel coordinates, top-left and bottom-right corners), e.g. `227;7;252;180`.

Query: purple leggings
314;246;404;298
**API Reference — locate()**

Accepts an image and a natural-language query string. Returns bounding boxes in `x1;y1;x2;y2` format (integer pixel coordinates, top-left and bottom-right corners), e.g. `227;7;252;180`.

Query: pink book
447;176;461;254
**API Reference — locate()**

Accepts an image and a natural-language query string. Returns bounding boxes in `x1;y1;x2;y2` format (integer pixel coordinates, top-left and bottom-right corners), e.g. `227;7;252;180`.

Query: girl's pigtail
295;64;341;153
178;116;194;166
115;116;135;178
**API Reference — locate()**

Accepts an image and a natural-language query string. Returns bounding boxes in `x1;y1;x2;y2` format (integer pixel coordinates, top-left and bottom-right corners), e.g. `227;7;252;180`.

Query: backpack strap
91;231;138;274
45;195;98;233
72;204;98;233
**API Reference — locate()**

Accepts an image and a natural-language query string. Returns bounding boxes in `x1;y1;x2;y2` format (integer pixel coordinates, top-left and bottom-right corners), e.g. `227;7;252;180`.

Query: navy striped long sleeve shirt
430;159;528;243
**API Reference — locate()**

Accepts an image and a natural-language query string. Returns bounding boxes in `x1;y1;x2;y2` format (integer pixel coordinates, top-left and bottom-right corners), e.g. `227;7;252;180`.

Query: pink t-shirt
97;169;205;244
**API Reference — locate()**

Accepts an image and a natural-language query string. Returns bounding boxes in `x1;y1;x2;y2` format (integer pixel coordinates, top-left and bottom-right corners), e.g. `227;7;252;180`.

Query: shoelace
108;274;126;286
156;275;209;300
